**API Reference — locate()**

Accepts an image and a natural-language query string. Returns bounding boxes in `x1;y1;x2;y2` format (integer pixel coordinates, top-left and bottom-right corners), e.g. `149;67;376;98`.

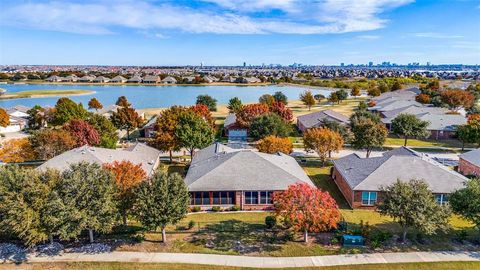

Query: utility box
342;235;365;247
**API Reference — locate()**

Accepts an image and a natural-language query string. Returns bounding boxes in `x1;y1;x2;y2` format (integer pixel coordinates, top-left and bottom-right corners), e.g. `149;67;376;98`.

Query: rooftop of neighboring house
333;147;466;193
459;149;480;167
185;143;315;191
37;143;161;176
418;113;467;131
297;109;349;129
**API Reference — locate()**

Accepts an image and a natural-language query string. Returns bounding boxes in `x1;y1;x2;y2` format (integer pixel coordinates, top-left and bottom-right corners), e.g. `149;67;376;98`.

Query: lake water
0;84;334;109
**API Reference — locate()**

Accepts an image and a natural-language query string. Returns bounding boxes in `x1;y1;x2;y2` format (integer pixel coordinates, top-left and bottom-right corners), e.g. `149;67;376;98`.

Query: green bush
187;220;196;230
230;205;240;211
191;206;201;212
265;216;277;229
456;229;468;243
211;206;221;212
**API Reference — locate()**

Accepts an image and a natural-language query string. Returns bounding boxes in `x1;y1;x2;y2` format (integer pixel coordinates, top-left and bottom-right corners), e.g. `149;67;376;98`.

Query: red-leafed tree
270;101;293;122
190;104;215;127
104;160;146;225
63;119;100;147
441;89;475;112
415;93;431;104
235;103;269;128
273;183;341;242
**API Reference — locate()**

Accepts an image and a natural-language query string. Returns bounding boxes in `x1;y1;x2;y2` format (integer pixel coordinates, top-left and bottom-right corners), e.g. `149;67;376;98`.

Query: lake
0;84;335;109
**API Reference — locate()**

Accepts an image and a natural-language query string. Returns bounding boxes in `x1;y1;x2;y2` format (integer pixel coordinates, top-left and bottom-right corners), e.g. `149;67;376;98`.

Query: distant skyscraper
340;63;344;67
427;62;431;66
200;62;203;68
243;62;246;67
368;61;373;67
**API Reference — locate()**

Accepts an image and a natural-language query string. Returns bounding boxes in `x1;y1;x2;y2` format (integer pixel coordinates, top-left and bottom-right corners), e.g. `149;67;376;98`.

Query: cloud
0;0;414;35
414;32;464;39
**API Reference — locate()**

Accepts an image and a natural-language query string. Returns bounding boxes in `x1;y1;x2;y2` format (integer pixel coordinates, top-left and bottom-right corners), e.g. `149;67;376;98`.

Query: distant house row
1;105;30;133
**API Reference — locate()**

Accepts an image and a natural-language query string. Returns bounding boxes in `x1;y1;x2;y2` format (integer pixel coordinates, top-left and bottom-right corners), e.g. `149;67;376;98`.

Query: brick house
331;147;466;209
223;113;247;141
184;143;315;210
458;149;480;177
296;110;349;133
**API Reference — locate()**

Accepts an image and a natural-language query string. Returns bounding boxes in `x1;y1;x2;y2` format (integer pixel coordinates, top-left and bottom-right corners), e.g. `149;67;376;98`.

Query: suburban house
93;76;110;83
238;77;262;83
141;115;158;138
143;75;161;84
332;147;467;209
96;104;145;119
0;105;30;133
63;75;78;82
458;149;480;177
127;75;143;83
45;75;62;82
380;105;447;130
296;110;349;133
110;75;127;83
223;113;247;142
418;113;467;139
185;143;315;210
78;75;95;82
37;143;161;176
162;76;177;84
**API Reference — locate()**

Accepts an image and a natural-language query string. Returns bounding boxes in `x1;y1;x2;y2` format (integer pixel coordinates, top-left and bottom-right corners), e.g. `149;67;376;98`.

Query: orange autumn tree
273;183;341;243
104;160;146;225
440;89;475;112
235;103;269;128
0;138;35;163
304;127;343;165
0;108;9;128
256;136;293;154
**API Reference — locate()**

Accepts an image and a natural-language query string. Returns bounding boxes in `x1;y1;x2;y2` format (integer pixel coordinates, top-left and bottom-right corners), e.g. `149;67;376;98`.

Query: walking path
11;251;480;268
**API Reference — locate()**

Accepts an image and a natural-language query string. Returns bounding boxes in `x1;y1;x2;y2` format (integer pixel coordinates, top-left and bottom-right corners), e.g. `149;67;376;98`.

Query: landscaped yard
19;261;480;270
384;136;474;149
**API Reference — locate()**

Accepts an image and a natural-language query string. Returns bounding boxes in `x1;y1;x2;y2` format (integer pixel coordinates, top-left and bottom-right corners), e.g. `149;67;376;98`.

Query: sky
0;0;479;66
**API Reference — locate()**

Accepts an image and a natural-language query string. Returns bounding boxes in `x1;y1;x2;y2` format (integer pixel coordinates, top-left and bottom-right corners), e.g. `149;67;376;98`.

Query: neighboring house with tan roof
332;147;467;209
185;143;315;210
458;149;480;177
143;75;161;84
37;143;161;176
296;109;349;133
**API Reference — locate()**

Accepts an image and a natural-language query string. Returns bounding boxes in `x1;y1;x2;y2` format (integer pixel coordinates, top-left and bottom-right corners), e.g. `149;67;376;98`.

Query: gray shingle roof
185;143;314;191
418;113;466;131
37;143;161;176
459;149;480;167
224;114;237;128
333;147;466;193
297;110;349;129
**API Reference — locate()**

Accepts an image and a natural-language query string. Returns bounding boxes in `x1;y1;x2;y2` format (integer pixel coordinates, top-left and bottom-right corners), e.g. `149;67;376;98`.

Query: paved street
10;251;480;268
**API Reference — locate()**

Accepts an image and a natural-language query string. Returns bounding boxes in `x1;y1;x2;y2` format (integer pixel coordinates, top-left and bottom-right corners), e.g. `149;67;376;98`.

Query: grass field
16;261;480;270
384;136;473;149
0;89;94;99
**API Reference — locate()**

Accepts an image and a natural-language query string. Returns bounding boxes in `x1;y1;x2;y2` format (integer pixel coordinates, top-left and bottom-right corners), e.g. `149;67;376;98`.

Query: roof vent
148;160;154;165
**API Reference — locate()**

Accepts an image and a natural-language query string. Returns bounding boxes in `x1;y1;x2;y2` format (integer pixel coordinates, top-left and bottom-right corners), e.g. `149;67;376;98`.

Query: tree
57;162;117;243
304;127;343;165
378;82;389;93
328;92;340;104
151;106;186;162
367;87;381;97
190;104;215;128
175;111;215;160
273;183;341;243
88;98;103;111
249;113;292;140
378;179;451;243
135;171;189;243
349;110;381;127
300;90;315;110
115;96;131;107
273;91;288;104
29;129;77;160
456;114;480;148
104;161;146;225
53;97;88;125
227;97;243;113
235;103;269;128
111;106;143;140
441;89;475;112
259;94;275;106
63;119;101;147
256;136;293;154
86;113;118;149
270;101;293;122
320;118;352;143
391;113;430;146
391;80;402;91
196;94;217;112
415;94;431;104
350;86;360;99
450;178;480;230
0;108;10;127
336;90;348;103
314;94;325;103
350;118;387;158
0;138;35;163
27;105;49;130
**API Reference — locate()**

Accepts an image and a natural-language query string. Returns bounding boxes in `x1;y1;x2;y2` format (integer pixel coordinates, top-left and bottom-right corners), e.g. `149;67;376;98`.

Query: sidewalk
11;251;480;268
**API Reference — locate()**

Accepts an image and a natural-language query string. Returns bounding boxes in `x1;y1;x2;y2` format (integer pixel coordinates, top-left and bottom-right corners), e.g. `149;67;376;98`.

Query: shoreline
0;81;275;87
0;90;96;100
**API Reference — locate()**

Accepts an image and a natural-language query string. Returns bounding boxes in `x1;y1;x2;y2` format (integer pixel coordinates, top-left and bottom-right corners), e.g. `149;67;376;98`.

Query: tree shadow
189;219;283;254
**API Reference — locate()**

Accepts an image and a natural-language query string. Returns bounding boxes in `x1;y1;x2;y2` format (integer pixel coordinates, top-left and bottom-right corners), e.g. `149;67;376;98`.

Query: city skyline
1;0;479;66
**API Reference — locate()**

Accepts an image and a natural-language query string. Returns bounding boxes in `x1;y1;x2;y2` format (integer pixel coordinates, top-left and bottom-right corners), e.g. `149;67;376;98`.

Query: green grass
0;89;94;99
22;262;480;270
384;136;473;149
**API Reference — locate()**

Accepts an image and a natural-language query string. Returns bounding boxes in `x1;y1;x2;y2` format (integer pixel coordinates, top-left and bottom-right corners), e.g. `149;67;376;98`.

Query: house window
244;191;259;205
435;194;449;205
201;192;210;205
259;191;274;204
193;192;202;205
361;191;377;206
212;192;220;205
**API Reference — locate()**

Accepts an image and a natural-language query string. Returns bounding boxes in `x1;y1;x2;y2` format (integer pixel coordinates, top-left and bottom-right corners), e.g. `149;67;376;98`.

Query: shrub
187;220;196;230
265;216;277;229
211;206;221;212
456;230;468;243
230;205;240;211
191;206;201;212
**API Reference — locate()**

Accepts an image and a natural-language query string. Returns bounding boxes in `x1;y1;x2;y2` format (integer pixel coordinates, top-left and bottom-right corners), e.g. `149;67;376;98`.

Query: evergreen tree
175;111;215;160
227;97;243;113
196;94;217;112
273;91;288;104
249;113;292;139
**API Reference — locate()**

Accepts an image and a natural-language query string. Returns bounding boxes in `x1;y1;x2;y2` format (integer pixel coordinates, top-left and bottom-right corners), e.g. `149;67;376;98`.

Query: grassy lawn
0;89;94;99
385;136;474;149
21;262;480;270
